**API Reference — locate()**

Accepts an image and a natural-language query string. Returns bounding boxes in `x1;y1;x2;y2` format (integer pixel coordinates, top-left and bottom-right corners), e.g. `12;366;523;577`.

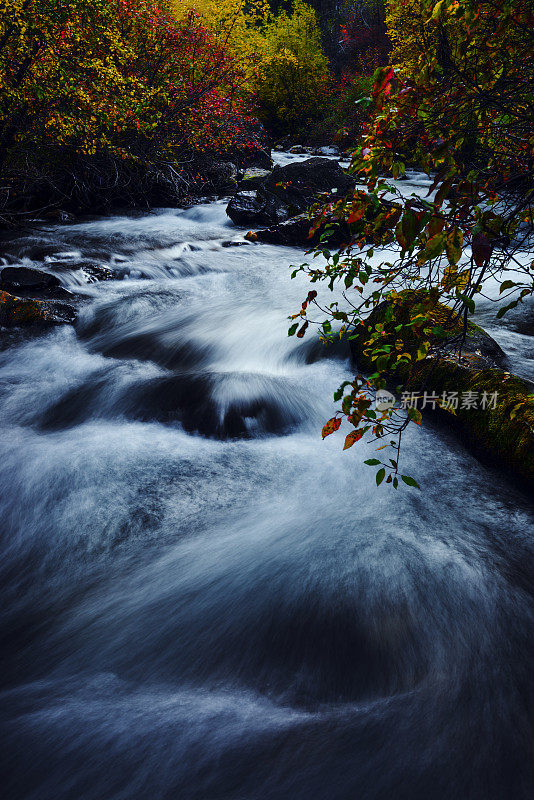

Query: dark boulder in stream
226;157;355;227
0;265;76;300
1;266;60;292
350;291;534;486
0;289;76;327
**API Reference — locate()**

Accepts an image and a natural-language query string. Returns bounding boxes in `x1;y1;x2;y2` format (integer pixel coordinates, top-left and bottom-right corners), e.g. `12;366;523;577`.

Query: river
1;153;534;799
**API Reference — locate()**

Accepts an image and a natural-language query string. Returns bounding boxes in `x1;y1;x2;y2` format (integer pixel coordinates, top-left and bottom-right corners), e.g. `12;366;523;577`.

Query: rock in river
226;157;355;227
0;289;76;327
1;266;60;292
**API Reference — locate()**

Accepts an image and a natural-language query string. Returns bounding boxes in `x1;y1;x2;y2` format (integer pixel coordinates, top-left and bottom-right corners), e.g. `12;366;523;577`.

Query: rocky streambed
0;151;534;800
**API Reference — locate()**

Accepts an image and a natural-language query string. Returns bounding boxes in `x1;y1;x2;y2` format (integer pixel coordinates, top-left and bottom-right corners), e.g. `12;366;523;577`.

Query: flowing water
1;160;534;799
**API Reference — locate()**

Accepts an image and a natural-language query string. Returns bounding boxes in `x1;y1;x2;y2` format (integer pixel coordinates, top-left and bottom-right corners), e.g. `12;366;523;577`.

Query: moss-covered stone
350;291;534;486
0;289;75;327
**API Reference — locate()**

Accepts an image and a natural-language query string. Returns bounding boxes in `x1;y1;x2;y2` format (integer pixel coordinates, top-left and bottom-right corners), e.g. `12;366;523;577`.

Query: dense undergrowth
0;0;385;218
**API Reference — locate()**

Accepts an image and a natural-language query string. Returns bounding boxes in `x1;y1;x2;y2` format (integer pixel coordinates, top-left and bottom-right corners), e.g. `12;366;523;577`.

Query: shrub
0;0;259;211
252;0;332;137
290;0;534;487
307;72;373;146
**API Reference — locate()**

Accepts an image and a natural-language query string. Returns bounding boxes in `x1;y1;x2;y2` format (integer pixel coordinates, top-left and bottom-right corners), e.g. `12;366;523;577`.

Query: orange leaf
343;428;364;449
347;206;366;224
322;417;341;439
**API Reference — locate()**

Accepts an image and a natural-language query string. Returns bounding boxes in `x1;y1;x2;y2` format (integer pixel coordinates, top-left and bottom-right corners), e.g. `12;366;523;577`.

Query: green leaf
496;300;518;318
407;407;422;424
445;228;463;265
288;323;298;336
364;458;381;466
401;475;420;488
333;381;351;402
417;232;446;265
376;467;386;486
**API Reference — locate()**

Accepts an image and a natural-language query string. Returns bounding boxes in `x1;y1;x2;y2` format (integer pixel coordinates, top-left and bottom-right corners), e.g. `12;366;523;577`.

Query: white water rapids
1;155;533;799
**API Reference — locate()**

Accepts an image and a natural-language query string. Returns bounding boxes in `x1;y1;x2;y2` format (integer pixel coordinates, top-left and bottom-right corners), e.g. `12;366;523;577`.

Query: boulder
349;291;534;486
247;214;313;246
239;167;272;190
313;145;340;157
247;211;351;248
81;263;115;283
226;191;276;228
289;145;307;154
1;266;60;292
227;157;355;228
0;290;76;327
247;147;273;169
204;161;239;193
45;260;114;282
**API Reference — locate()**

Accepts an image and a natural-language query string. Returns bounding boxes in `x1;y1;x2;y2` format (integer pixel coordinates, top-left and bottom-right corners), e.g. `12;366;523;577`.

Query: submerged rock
45;260;114;282
227;157;355;228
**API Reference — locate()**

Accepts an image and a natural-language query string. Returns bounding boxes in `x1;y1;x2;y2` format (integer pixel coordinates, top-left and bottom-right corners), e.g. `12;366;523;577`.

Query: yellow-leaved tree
172;0;332;137
254;0;331;135
174;0;270;75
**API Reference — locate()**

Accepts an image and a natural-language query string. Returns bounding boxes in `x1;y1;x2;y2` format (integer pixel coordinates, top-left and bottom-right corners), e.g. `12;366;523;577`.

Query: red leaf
472;233;492;267
343;428;364;449
322;417;341;439
296;321;308;338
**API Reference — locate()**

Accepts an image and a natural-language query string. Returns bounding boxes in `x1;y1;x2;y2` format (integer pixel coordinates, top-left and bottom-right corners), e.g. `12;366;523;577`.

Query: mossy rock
0;290;75;327
239;168;272;190
349;290;534;486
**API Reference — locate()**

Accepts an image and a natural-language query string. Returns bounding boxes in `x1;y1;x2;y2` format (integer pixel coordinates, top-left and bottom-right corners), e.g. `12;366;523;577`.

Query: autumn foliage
0;0;260;211
293;0;534;485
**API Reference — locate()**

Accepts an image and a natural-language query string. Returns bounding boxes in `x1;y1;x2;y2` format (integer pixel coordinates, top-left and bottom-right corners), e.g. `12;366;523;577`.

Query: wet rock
204;161;239;193
247;211;350;248
0;265;75;300
249;148;272;169
45;260;114;282
289;145;307;154
81;263;115;283
350;290;534;485
18;244;77;261
0;266;60;292
248;214;313;247
313;145;340;157
127;373;305;438
41;300;77;324
227;157;355;228
239;168;272;190
227;191;280;228
0;290;76;327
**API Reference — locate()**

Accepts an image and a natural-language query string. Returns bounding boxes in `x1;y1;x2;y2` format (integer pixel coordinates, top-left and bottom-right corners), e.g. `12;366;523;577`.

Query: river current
1;154;534;799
